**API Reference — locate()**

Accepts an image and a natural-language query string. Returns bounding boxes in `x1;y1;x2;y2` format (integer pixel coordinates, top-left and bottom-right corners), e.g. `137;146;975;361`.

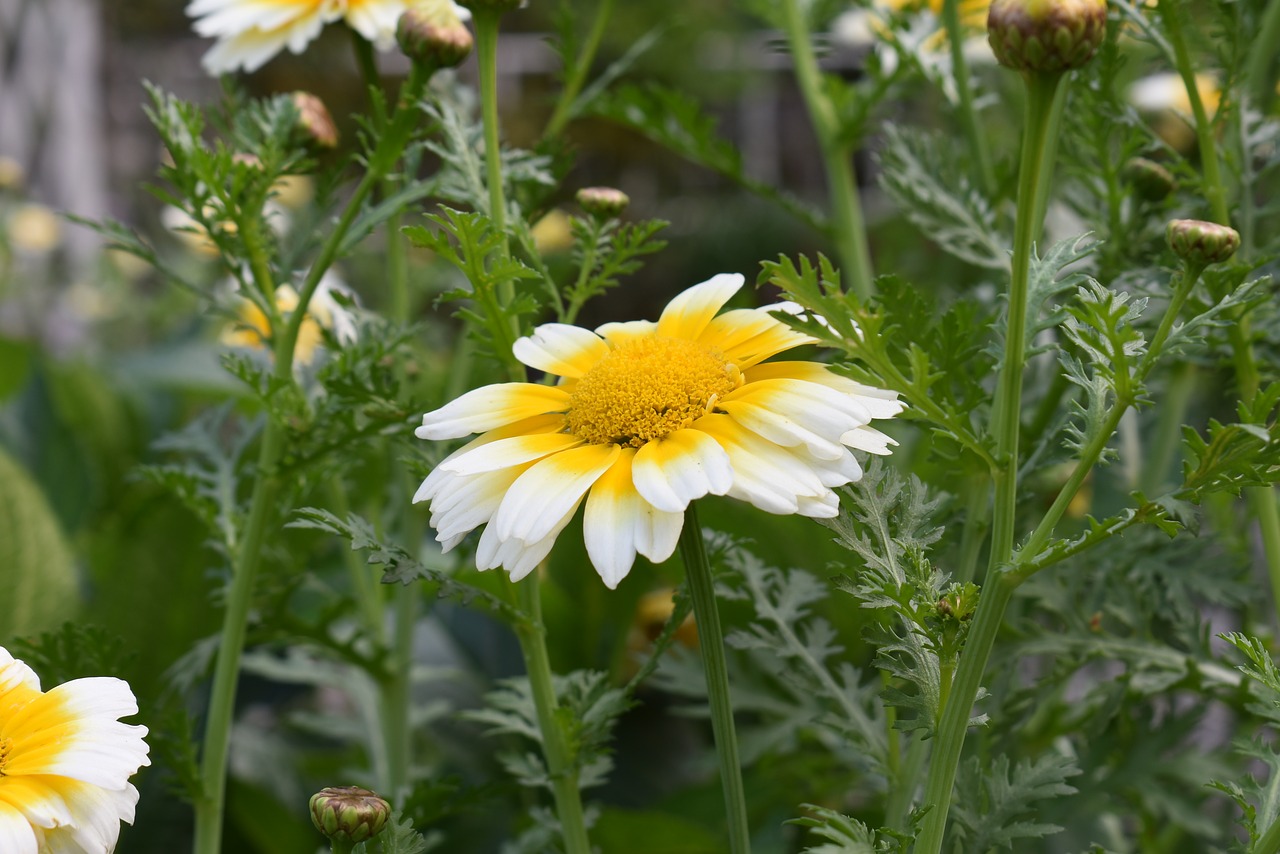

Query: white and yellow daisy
221;270;358;365
414;273;903;588
0;647;150;854
187;0;470;74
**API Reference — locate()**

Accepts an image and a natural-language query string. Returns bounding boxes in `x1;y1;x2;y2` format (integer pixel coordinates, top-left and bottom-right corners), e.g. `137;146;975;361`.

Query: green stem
885;736;928;831
326;483;386;643
1256;808;1280;854
914;70;1066;854
679;503;751;853
1141;362;1196;495
780;0;874;299
193;68;431;852
954;472;990;584
474;12;507;243
330;838;357;854
1159;0;1229;225
941;0;995;196
512;578;592;854
544;0;616;139
1245;0;1280;111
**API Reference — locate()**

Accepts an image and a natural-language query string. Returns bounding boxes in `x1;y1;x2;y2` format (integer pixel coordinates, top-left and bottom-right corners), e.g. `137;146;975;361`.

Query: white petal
594;319;657;347
491;444;620;543
417;384;569;440
631;429;733;513
719;379;872;459
842;424;898;455
0;803;37;854
513;324;610;378
655;273;744;340
441;433;584;475
583;450;683;588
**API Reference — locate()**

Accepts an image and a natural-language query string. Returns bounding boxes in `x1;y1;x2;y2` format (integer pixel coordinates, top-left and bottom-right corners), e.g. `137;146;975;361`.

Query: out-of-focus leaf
0;445;79;641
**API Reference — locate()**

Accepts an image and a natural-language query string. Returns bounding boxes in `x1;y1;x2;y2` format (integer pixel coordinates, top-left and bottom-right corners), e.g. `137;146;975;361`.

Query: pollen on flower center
0;735;10;776
566;337;739;447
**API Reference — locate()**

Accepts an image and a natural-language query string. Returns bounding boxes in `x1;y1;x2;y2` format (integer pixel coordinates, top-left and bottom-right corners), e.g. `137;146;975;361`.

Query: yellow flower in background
0;646;150;854
531;209;575;255
5;204;61;256
222;271;358;364
1128;71;1221;152
833;0;990;52
187;0;470;74
415;274;903;588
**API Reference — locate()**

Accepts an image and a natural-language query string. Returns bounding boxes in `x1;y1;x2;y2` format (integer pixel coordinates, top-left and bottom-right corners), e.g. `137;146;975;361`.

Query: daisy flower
187;0;470;75
414;273;903;588
0;647;150;854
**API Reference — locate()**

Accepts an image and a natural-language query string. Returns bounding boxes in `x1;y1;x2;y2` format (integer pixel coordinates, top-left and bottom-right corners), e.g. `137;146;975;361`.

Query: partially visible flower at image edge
0;646;150;854
414;274;904;588
187;0;471;75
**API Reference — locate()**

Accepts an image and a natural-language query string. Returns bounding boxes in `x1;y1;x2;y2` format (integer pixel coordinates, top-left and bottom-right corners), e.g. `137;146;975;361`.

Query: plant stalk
913;69;1066;854
679;503;751;853
513;577;592;854
780;0;874;299
941;0;996;196
544;0;616;139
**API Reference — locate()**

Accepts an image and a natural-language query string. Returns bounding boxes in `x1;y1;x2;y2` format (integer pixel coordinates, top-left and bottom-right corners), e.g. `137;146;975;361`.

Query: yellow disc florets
566;337;740;447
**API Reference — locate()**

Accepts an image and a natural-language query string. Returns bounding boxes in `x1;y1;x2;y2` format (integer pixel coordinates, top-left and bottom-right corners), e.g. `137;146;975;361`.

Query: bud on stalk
575;186;630;219
1166;219;1240;266
988;0;1107;73
309;786;391;847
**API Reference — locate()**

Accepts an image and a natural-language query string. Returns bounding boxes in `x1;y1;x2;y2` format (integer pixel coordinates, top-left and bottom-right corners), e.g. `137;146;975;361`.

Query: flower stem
914;69;1066;854
1245;0;1280;111
192;70;431;852
679;503;751;853
941;0;996;196
330;839;357;854
1255;811;1280;854
544;0;616;139
474;11;507;243
780;0;874;300
1140;362;1196;495
1159;0;1229;225
512;577;592;854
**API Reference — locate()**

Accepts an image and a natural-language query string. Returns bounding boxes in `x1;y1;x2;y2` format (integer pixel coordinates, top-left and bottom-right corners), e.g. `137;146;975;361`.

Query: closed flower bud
1123;157;1175;202
1166;219;1240;266
309;786;390;843
987;0;1107;73
397;7;473;69
292;92;339;149
576;186;630;219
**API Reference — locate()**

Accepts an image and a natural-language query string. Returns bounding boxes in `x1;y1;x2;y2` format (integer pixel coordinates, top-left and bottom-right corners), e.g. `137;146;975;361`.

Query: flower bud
575;186;630;219
397;6;473;69
292;92;339;150
1122;157;1175;202
309;786;390;843
987;0;1107;73
1166;219;1240;266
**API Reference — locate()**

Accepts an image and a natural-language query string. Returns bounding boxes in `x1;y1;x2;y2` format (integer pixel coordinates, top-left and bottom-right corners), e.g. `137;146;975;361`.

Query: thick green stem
780;0;874;299
193;68;431;851
1159;0;1229;225
544;0;616;139
513;578;592;854
941;0;995;196
1141;362;1196;495
330;838;357;854
1245;0;1280;111
914;70;1065;854
885;736;929;831
679;503;751;853
1256;808;1280;854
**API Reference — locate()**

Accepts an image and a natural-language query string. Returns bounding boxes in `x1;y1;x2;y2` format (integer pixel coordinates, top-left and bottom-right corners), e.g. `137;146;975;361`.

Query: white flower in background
187;0;470;74
160;200;290;258
1128;71;1221;152
415;273;903;589
0;646;150;854
5;203;61;256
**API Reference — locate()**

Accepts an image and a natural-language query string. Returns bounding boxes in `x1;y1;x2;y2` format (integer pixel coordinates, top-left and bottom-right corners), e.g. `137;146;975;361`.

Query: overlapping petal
416;384;570;440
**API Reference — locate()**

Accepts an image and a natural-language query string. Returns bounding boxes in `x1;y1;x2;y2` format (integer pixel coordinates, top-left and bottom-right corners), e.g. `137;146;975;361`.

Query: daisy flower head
187;0;469;75
414;273;904;589
0;647;150;854
221;270;358;365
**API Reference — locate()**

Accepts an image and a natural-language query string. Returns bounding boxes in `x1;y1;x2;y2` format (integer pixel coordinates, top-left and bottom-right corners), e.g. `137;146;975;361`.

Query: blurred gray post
0;0;107;269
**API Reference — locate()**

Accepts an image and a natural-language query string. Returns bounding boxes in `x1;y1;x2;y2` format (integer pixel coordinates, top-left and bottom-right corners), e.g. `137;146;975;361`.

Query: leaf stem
512;577;592;854
679;503;751;853
780;0;874;299
192;68;429;854
544;0;616;139
941;0;995;196
914;69;1066;854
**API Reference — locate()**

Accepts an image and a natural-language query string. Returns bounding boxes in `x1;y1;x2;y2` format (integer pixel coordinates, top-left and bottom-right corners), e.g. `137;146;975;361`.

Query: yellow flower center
0;735;10;776
567;337;739;447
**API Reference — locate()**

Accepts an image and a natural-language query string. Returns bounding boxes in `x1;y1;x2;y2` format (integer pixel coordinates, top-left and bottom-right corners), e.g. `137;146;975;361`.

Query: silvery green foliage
951;754;1081;852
